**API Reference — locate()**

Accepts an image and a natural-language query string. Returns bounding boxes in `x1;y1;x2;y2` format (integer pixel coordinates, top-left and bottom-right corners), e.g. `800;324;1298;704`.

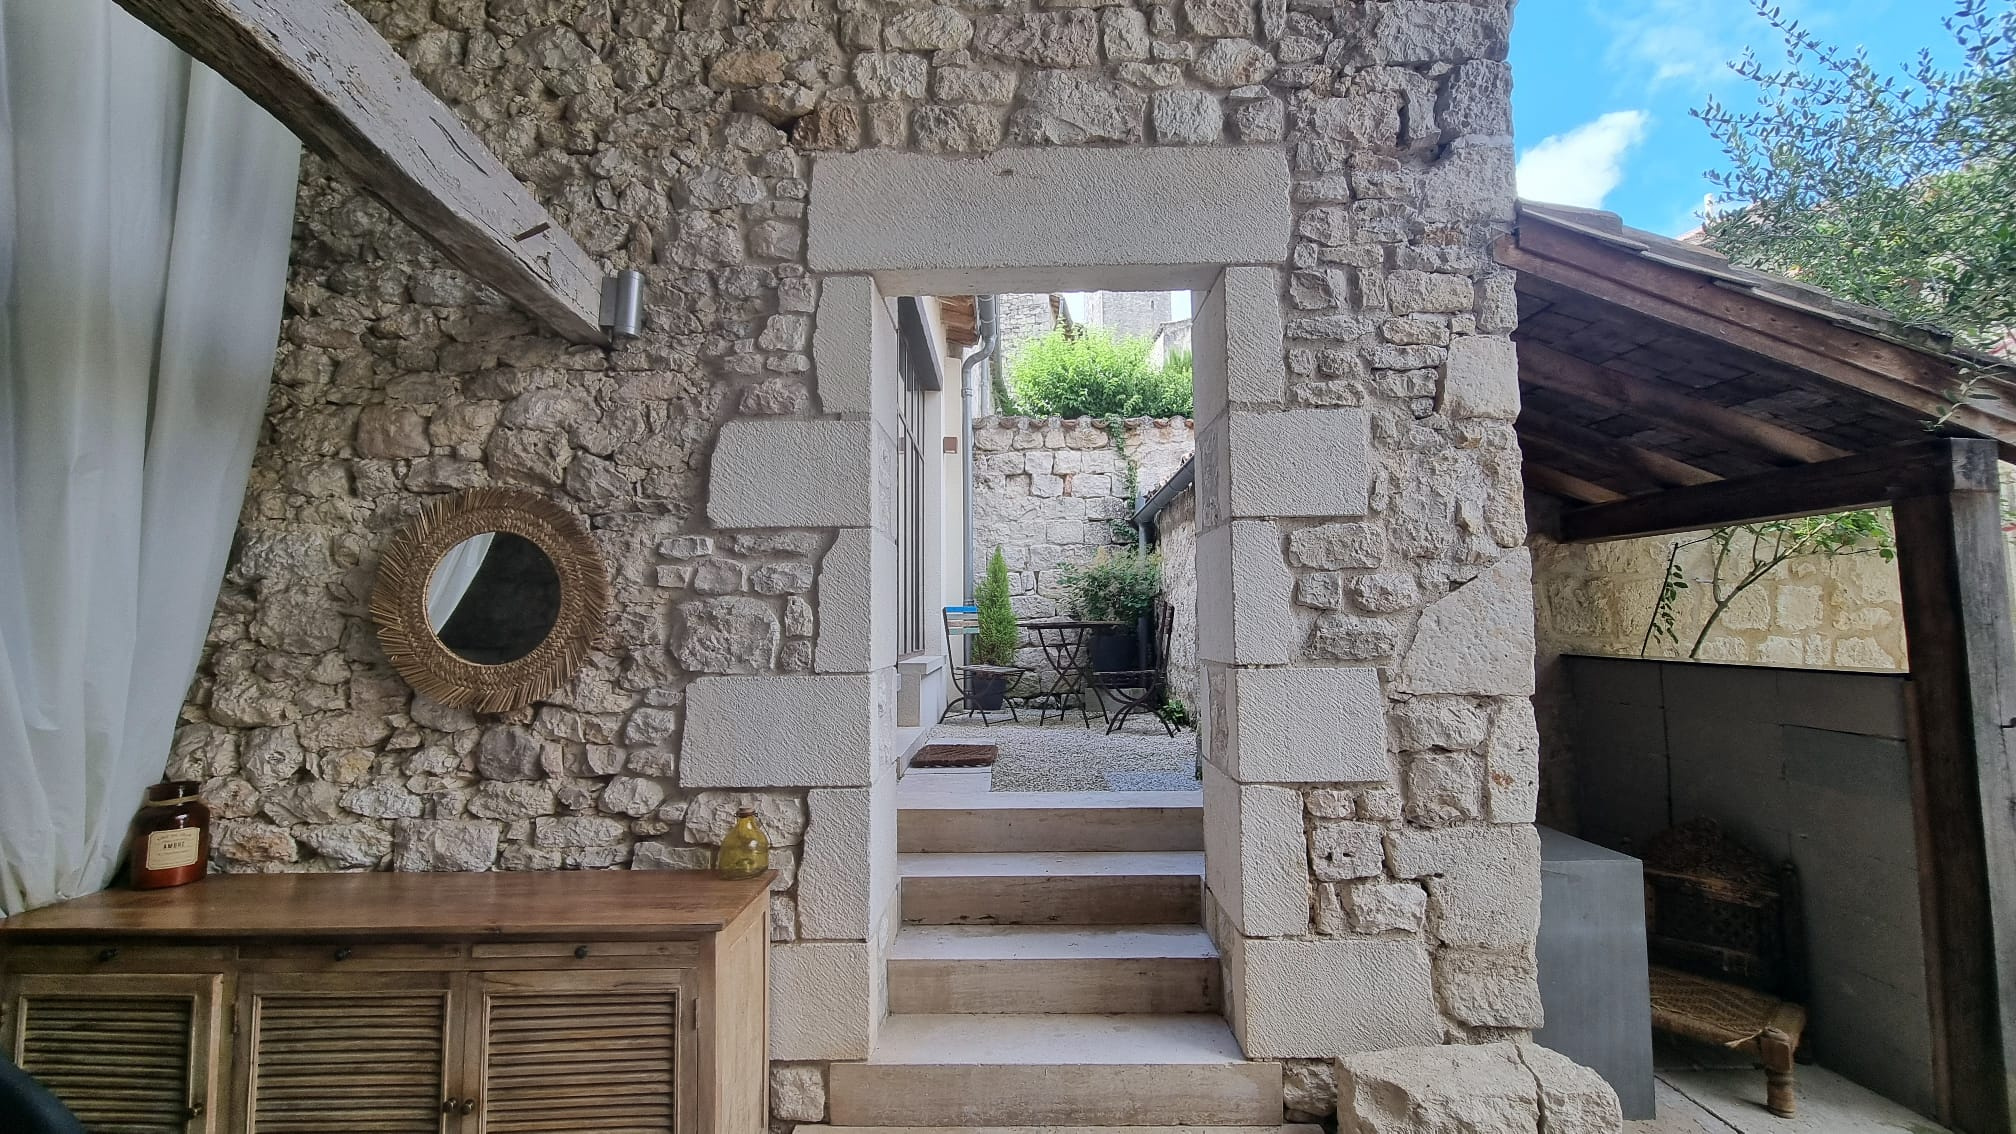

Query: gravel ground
925;716;1201;792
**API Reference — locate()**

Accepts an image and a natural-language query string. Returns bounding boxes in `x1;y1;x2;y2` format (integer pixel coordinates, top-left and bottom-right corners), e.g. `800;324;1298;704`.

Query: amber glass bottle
128;780;211;890
714;807;770;879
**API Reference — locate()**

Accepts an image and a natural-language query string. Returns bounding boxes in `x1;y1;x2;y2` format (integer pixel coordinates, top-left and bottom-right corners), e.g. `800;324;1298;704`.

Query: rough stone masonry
170;0;1537;1125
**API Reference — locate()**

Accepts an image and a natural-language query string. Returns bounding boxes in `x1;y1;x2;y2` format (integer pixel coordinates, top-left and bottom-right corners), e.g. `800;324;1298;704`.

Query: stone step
797;1127;1321;1133
899;852;1203;926
888;925;1221;1014
898;791;1203;853
828;1014;1283;1127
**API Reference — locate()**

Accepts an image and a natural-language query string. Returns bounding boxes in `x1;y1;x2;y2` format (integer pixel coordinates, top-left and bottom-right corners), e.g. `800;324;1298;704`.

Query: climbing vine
1104;414;1144;544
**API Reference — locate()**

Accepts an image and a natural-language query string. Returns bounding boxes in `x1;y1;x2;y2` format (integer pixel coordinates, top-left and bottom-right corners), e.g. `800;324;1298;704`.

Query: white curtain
0;0;300;915
428;533;495;632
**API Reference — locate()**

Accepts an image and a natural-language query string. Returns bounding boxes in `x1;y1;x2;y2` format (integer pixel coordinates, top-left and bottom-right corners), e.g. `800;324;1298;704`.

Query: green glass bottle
715;807;771;879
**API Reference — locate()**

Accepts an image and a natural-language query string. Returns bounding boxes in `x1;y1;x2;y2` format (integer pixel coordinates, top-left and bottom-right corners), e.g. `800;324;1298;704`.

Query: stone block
1192;272;1229;425
808;148;1292;293
1227;409;1370;518
1387;824;1541;951
798;788;872;939
1484;698;1540;824
1437;948;1543;1029
771;941;876;1060
816;528;898;673
813;274;895;422
1335;1042;1621;1134
1196;521;1295;666
391;819;500;871
708;419;873;529
1227;936;1441;1058
1219;666;1388;784
1443;335;1520;421
1394;551;1535;696
1151;88;1223;144
1224;266;1286;405
1203;765;1310;936
681;675;875;787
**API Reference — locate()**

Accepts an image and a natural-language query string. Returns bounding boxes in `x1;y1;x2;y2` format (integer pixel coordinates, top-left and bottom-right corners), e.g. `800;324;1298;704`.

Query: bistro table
1022;619;1118;727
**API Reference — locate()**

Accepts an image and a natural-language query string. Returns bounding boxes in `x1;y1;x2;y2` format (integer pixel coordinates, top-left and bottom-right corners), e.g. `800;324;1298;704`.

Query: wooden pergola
1499;202;2016;1134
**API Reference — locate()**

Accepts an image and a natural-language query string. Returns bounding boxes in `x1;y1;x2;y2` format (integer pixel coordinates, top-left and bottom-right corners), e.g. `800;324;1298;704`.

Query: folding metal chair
940;606;1026;725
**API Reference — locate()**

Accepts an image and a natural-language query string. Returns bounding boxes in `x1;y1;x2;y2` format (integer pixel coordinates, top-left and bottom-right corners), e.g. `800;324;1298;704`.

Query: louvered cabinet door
240;972;458;1134
466;969;694;1134
3;972;223;1134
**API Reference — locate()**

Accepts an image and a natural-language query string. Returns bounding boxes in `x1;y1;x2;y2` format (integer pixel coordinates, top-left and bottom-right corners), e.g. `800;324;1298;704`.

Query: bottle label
144;829;202;871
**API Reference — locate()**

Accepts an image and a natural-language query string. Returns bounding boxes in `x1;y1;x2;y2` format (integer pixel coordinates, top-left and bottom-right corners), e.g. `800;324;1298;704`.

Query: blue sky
1509;0;1966;236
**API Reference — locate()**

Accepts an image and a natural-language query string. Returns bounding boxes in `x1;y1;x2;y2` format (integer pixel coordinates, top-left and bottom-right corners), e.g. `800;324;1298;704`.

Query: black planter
971;674;1010;710
1088;616;1154;675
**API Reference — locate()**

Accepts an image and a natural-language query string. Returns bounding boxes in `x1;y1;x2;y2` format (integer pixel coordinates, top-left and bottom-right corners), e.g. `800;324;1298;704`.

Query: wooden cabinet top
0;871;775;942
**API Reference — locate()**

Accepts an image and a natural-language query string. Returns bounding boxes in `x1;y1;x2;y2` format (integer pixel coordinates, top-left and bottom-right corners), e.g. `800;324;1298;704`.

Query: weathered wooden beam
116;0;608;345
1521;462;1625;506
1559;438;1998;543
1894;484;2016;1134
1518;339;1850;465
1497;225;2016;451
1517;411;1722;488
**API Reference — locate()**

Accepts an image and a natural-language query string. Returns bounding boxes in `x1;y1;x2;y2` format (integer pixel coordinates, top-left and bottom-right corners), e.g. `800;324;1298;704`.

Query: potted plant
1058;548;1162;675
970;547;1020;709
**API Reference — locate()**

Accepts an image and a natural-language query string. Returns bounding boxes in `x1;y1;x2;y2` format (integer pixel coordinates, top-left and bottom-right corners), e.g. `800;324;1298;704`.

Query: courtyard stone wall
165;0;1533;1123
1157;480;1201;716
973;413;1193;613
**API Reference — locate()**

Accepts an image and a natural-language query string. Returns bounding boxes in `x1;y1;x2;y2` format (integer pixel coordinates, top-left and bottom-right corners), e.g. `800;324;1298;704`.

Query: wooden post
1894;474;2016;1134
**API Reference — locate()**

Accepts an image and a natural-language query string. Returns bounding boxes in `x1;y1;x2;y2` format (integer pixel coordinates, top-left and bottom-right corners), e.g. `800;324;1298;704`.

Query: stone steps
897;791;1203;853
898;851;1204;925
888;924;1221;1014
826;1014;1282;1128
798;1127;1321;1133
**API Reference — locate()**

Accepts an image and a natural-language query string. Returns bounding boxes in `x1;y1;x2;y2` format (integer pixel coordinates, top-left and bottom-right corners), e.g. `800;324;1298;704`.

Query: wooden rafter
1496;221;2016;453
117;0;609;344
1522;463;1624;506
1518;340;1849;465
1559;438;1998;543
1517;410;1721;488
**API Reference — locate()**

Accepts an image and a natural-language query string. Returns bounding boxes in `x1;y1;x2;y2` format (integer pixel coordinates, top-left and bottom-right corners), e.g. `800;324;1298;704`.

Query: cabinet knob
573;945;590;959
441;1099;457;1115
185;1102;205;1120
332;947;353;961
96;947;119;963
459;1098;478;1116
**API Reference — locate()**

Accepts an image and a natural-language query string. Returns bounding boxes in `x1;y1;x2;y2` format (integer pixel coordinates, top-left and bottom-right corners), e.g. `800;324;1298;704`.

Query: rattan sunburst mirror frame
370;487;610;713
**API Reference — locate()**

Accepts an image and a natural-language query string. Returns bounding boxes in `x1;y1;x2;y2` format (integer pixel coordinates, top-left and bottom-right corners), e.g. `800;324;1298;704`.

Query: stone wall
972;413;1193;617
1157;480;1200;715
166;0;1532;1122
1532;523;1907;672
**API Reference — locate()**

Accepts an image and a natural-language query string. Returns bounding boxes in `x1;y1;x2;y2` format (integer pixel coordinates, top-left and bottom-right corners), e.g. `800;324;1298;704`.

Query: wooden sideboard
0;871;772;1134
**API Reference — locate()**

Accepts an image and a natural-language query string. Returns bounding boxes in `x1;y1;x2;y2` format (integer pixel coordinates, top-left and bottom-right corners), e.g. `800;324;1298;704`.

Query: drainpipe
960;295;999;602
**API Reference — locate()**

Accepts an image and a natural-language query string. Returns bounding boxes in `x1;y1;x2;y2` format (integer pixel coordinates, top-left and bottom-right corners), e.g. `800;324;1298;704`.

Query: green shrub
1005;328;1192;419
972;548;1020;666
1057;548;1162;624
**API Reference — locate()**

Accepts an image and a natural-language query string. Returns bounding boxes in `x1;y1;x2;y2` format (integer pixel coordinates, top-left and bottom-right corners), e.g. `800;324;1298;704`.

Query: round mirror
427;532;563;664
371;488;609;712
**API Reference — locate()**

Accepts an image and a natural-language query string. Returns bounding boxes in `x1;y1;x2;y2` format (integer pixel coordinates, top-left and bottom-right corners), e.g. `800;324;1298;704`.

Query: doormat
911;743;998;769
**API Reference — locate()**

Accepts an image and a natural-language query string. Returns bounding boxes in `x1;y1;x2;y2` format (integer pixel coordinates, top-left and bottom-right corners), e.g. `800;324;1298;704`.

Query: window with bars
895;299;940;656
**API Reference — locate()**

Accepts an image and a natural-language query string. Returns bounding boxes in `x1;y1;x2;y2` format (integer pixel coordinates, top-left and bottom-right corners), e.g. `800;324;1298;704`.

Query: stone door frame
704;145;1412;1063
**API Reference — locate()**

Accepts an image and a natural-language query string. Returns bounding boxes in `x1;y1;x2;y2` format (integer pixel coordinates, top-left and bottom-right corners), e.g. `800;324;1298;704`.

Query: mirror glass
426;532;562;664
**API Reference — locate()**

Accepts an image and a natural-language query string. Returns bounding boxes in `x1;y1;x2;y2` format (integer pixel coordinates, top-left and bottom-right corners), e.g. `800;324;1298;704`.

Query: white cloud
1591;0;1820;94
1515;111;1651;209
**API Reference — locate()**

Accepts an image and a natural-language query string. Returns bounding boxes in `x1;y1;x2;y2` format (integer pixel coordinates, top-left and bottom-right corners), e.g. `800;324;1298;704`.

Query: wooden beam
1517;411;1722;488
117;0;608;344
1559;438;1998;543
1894;485;2016;1134
1522;462;1625;505
1497;225;2016;450
1518;339;1850;465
